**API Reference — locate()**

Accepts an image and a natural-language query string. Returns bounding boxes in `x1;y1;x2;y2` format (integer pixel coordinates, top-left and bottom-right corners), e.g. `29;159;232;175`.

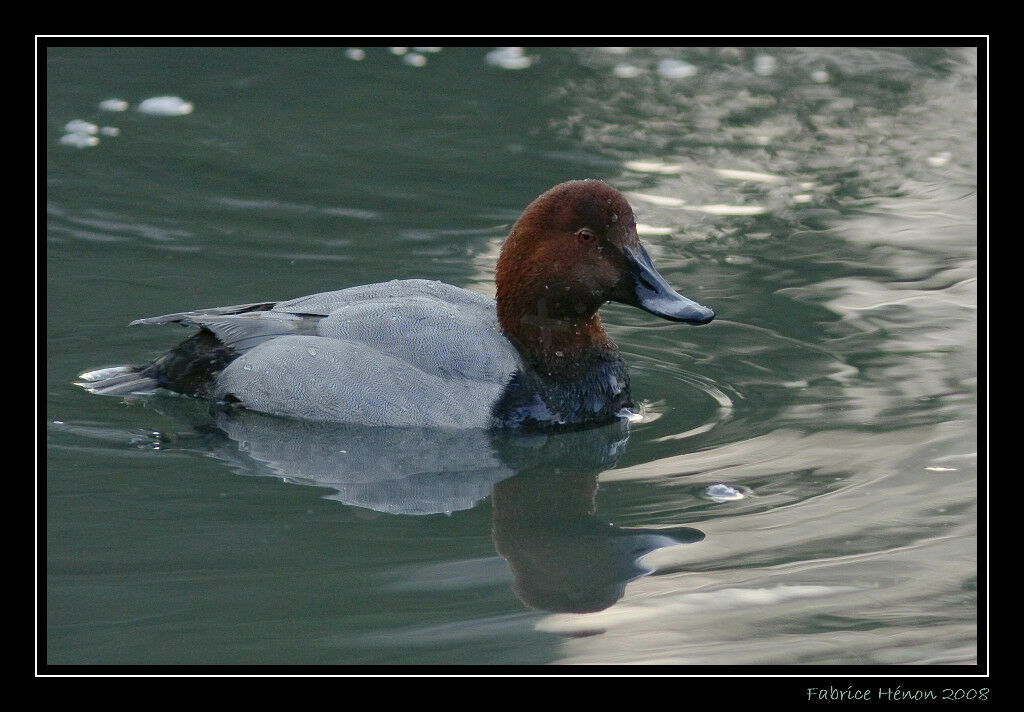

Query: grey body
83;280;527;428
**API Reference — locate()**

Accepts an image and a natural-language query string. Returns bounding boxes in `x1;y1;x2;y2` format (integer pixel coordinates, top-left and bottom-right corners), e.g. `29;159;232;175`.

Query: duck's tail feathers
75;366;159;396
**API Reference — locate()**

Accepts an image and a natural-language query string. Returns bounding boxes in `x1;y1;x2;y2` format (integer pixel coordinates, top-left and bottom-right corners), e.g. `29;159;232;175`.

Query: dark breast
491;349;631;429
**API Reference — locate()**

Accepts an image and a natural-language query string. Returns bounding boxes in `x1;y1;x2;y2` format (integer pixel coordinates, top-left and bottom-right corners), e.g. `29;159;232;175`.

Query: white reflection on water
545;46;979;665
551;424;976;664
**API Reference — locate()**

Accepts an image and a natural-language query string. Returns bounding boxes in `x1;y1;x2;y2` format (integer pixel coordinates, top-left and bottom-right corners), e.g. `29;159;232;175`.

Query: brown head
495;180;713;365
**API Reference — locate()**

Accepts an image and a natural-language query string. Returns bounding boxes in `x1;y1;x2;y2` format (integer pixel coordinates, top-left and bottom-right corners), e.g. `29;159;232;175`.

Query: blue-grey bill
622;244;715;325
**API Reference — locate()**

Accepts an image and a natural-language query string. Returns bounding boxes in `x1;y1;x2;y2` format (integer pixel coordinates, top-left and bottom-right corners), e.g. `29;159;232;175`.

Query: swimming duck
78;180;714;429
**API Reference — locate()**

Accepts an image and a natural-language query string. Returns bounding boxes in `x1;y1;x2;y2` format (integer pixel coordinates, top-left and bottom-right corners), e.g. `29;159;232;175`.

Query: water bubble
657;59;697;79
60;132;99;148
345;48;366;61
99;98;129;112
753;54;778;76
64;119;98;134
706;483;744;502
138;96;194;116
485;47;534;70
613;63;641;79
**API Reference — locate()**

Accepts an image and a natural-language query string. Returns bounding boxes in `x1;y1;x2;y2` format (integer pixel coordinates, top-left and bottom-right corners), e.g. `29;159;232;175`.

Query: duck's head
495;180;714;347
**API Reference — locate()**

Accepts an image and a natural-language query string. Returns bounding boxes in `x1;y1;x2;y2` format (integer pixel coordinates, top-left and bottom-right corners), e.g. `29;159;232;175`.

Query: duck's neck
498;307;618;378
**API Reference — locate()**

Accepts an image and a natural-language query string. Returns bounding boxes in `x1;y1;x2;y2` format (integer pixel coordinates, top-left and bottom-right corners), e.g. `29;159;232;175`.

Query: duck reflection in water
159;407;705;614
491;468;704;613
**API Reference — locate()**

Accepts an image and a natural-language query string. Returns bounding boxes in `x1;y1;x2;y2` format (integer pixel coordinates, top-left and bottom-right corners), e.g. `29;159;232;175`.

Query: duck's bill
618;244;715;325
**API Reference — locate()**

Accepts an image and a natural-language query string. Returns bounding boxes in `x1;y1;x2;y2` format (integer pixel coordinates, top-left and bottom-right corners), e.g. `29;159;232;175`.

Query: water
43;45;981;671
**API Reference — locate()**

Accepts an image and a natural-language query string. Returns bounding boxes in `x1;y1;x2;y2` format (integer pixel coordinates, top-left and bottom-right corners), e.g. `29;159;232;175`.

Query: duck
77;180;714;429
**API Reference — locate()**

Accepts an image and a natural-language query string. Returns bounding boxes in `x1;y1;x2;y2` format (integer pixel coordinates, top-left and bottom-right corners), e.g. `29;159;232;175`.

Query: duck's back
276;280;516;381
213;280;525;427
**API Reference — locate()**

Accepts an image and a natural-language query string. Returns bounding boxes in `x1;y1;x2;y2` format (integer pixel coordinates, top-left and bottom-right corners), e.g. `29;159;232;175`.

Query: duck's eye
576;228;596;243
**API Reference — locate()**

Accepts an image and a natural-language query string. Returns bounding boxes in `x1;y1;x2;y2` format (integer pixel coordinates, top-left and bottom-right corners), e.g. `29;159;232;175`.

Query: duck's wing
128;280;518;381
271;279;519;382
128;280;499;358
129;301;279;325
130;301;321;355
270;278;495;315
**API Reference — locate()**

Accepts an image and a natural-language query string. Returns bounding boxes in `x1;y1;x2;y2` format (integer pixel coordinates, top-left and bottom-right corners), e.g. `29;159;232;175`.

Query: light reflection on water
531;46;978;665
45;46;979;667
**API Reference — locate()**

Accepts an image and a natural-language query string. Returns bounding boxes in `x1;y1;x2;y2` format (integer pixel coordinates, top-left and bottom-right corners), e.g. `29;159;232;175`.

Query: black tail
78;329;239;398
